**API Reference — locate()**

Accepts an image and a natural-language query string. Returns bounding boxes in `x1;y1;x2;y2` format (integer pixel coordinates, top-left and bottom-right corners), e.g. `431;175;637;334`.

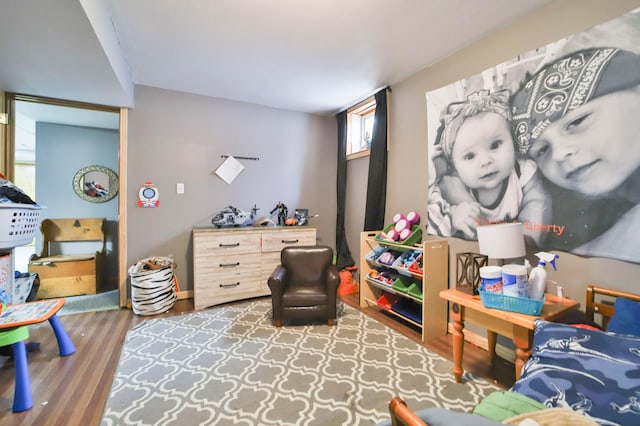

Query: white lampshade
477;223;526;260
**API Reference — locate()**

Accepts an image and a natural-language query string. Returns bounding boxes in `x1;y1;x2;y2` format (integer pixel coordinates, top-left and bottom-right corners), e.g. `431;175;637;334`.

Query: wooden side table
439;288;579;383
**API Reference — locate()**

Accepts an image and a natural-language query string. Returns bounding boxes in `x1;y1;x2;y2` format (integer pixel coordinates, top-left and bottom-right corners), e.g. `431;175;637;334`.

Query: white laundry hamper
128;256;177;316
0;204;42;250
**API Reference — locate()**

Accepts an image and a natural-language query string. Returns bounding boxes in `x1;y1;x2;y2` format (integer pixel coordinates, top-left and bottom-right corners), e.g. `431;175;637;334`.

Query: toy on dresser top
211;205;258;227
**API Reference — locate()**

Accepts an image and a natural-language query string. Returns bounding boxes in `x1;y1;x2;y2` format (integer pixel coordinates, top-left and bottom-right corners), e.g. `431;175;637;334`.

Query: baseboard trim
177;290;193;300
447;323;515;364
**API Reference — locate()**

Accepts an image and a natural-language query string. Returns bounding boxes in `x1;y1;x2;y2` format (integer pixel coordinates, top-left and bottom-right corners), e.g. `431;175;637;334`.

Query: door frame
1;93;128;307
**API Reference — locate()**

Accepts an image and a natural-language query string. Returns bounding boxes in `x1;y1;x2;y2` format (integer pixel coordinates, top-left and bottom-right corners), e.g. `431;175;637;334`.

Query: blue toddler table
0;298;75;412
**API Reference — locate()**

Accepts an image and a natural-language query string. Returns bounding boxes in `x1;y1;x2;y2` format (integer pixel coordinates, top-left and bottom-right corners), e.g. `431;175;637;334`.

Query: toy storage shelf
359;231;449;342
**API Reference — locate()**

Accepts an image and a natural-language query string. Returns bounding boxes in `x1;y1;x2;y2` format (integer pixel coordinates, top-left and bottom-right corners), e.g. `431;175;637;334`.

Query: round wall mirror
73;165;118;203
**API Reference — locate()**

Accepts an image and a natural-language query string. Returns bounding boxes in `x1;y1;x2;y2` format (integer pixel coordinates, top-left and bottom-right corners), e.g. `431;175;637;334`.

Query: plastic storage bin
376;224;422;246
479;289;545;316
365;246;387;265
407;282;423;300
391;298;422;324
393;249;422;270
392;276;412;293
0;204;42;250
408;253;423;275
377;293;400;309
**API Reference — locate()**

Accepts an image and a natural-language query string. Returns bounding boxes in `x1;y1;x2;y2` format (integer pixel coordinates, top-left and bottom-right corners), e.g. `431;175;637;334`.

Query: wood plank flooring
0;295;514;426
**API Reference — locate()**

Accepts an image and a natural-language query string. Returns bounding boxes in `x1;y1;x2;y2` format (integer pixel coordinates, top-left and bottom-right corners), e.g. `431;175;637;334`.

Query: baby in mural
427;89;550;245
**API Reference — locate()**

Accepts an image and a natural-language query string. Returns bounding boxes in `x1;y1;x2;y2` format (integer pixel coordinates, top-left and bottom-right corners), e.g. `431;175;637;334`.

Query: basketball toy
386;229;400;241
392;213;405;224
399;227;412;241
394;218;410;233
406;211;420;225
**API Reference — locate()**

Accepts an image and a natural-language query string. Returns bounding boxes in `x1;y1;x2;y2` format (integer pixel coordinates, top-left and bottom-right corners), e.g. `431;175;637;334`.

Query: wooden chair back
586;285;640;329
39;218;105;258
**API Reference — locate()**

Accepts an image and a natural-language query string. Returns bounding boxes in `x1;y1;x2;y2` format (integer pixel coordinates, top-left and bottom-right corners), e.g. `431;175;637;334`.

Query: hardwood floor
0;295;514;426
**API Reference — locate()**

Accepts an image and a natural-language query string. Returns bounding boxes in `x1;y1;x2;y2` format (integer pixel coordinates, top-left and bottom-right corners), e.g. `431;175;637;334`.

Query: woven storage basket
129;256;177;316
0;204;42;250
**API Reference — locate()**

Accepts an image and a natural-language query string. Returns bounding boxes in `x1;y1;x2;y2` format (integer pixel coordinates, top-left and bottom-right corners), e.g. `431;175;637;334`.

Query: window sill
347;150;370;161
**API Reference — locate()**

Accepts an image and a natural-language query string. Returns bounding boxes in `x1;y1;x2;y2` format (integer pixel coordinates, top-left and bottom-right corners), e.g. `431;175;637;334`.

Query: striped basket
128;256;177;316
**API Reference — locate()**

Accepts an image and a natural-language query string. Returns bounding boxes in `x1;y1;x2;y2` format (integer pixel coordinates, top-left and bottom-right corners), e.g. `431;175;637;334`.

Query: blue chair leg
48;314;76;357
12;341;32;413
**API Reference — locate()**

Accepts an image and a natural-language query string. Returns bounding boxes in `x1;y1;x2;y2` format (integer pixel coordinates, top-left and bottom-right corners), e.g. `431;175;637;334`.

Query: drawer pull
219;242;240;248
219;262;240;268
219;282;240;288
282;239;299;244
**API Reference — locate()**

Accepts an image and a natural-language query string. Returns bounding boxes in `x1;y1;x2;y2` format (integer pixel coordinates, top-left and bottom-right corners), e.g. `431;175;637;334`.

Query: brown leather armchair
267;245;340;327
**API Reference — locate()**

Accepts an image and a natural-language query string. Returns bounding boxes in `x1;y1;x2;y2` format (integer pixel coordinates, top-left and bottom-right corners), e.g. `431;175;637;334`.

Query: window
346;97;376;159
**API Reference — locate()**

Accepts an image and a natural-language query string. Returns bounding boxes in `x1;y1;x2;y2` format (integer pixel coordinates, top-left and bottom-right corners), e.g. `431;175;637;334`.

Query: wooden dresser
192;226;316;309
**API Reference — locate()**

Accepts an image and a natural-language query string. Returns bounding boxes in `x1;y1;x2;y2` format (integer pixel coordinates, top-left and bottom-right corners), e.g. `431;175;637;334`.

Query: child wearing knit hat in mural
511;46;640;262
427;89;550;245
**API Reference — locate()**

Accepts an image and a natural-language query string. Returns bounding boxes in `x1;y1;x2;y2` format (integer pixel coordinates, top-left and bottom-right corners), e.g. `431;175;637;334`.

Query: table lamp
476;222;526;265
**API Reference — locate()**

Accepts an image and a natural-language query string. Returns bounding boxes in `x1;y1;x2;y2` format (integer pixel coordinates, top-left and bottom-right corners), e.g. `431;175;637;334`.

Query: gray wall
127;86;337;292
36;122;119;289
346;0;640;305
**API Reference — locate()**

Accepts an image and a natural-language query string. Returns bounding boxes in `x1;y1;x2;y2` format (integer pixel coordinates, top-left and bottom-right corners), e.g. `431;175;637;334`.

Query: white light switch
176;183;185;194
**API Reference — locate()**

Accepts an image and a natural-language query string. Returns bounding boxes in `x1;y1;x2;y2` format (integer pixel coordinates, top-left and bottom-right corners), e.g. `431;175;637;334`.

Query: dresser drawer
261;229;316;252
194;270;263;310
194;231;261;255
208;268;261;292
194;253;261;275
261;251;281;283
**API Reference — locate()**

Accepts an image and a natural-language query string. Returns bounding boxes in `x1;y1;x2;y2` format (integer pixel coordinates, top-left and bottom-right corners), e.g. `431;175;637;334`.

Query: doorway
2;93;128;307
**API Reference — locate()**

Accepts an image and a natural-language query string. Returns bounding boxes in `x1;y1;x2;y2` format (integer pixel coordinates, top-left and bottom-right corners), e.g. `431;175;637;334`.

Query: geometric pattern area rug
101;299;500;426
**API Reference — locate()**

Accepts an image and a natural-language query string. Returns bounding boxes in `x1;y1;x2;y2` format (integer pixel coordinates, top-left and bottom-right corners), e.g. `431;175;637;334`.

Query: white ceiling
1;0;554;119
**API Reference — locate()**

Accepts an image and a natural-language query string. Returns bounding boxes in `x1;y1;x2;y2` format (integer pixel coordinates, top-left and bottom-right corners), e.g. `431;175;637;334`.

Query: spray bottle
527;252;559;300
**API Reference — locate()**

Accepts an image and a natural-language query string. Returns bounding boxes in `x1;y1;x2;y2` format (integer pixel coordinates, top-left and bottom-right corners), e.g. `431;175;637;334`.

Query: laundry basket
0;204;42;250
128;256;177;316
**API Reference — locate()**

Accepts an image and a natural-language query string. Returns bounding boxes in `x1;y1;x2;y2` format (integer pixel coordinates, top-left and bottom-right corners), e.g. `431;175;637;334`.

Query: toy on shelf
377;250;401;266
376;210;422;245
394;250;422;270
408;253;424;275
367;270;393;286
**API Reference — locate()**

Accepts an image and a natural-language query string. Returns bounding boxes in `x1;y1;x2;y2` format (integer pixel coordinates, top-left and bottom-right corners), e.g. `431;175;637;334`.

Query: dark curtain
335;110;355;270
363;88;388;231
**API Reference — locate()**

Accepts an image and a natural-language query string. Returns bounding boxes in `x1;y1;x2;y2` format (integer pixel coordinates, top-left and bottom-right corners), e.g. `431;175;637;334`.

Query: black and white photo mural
426;8;640;264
